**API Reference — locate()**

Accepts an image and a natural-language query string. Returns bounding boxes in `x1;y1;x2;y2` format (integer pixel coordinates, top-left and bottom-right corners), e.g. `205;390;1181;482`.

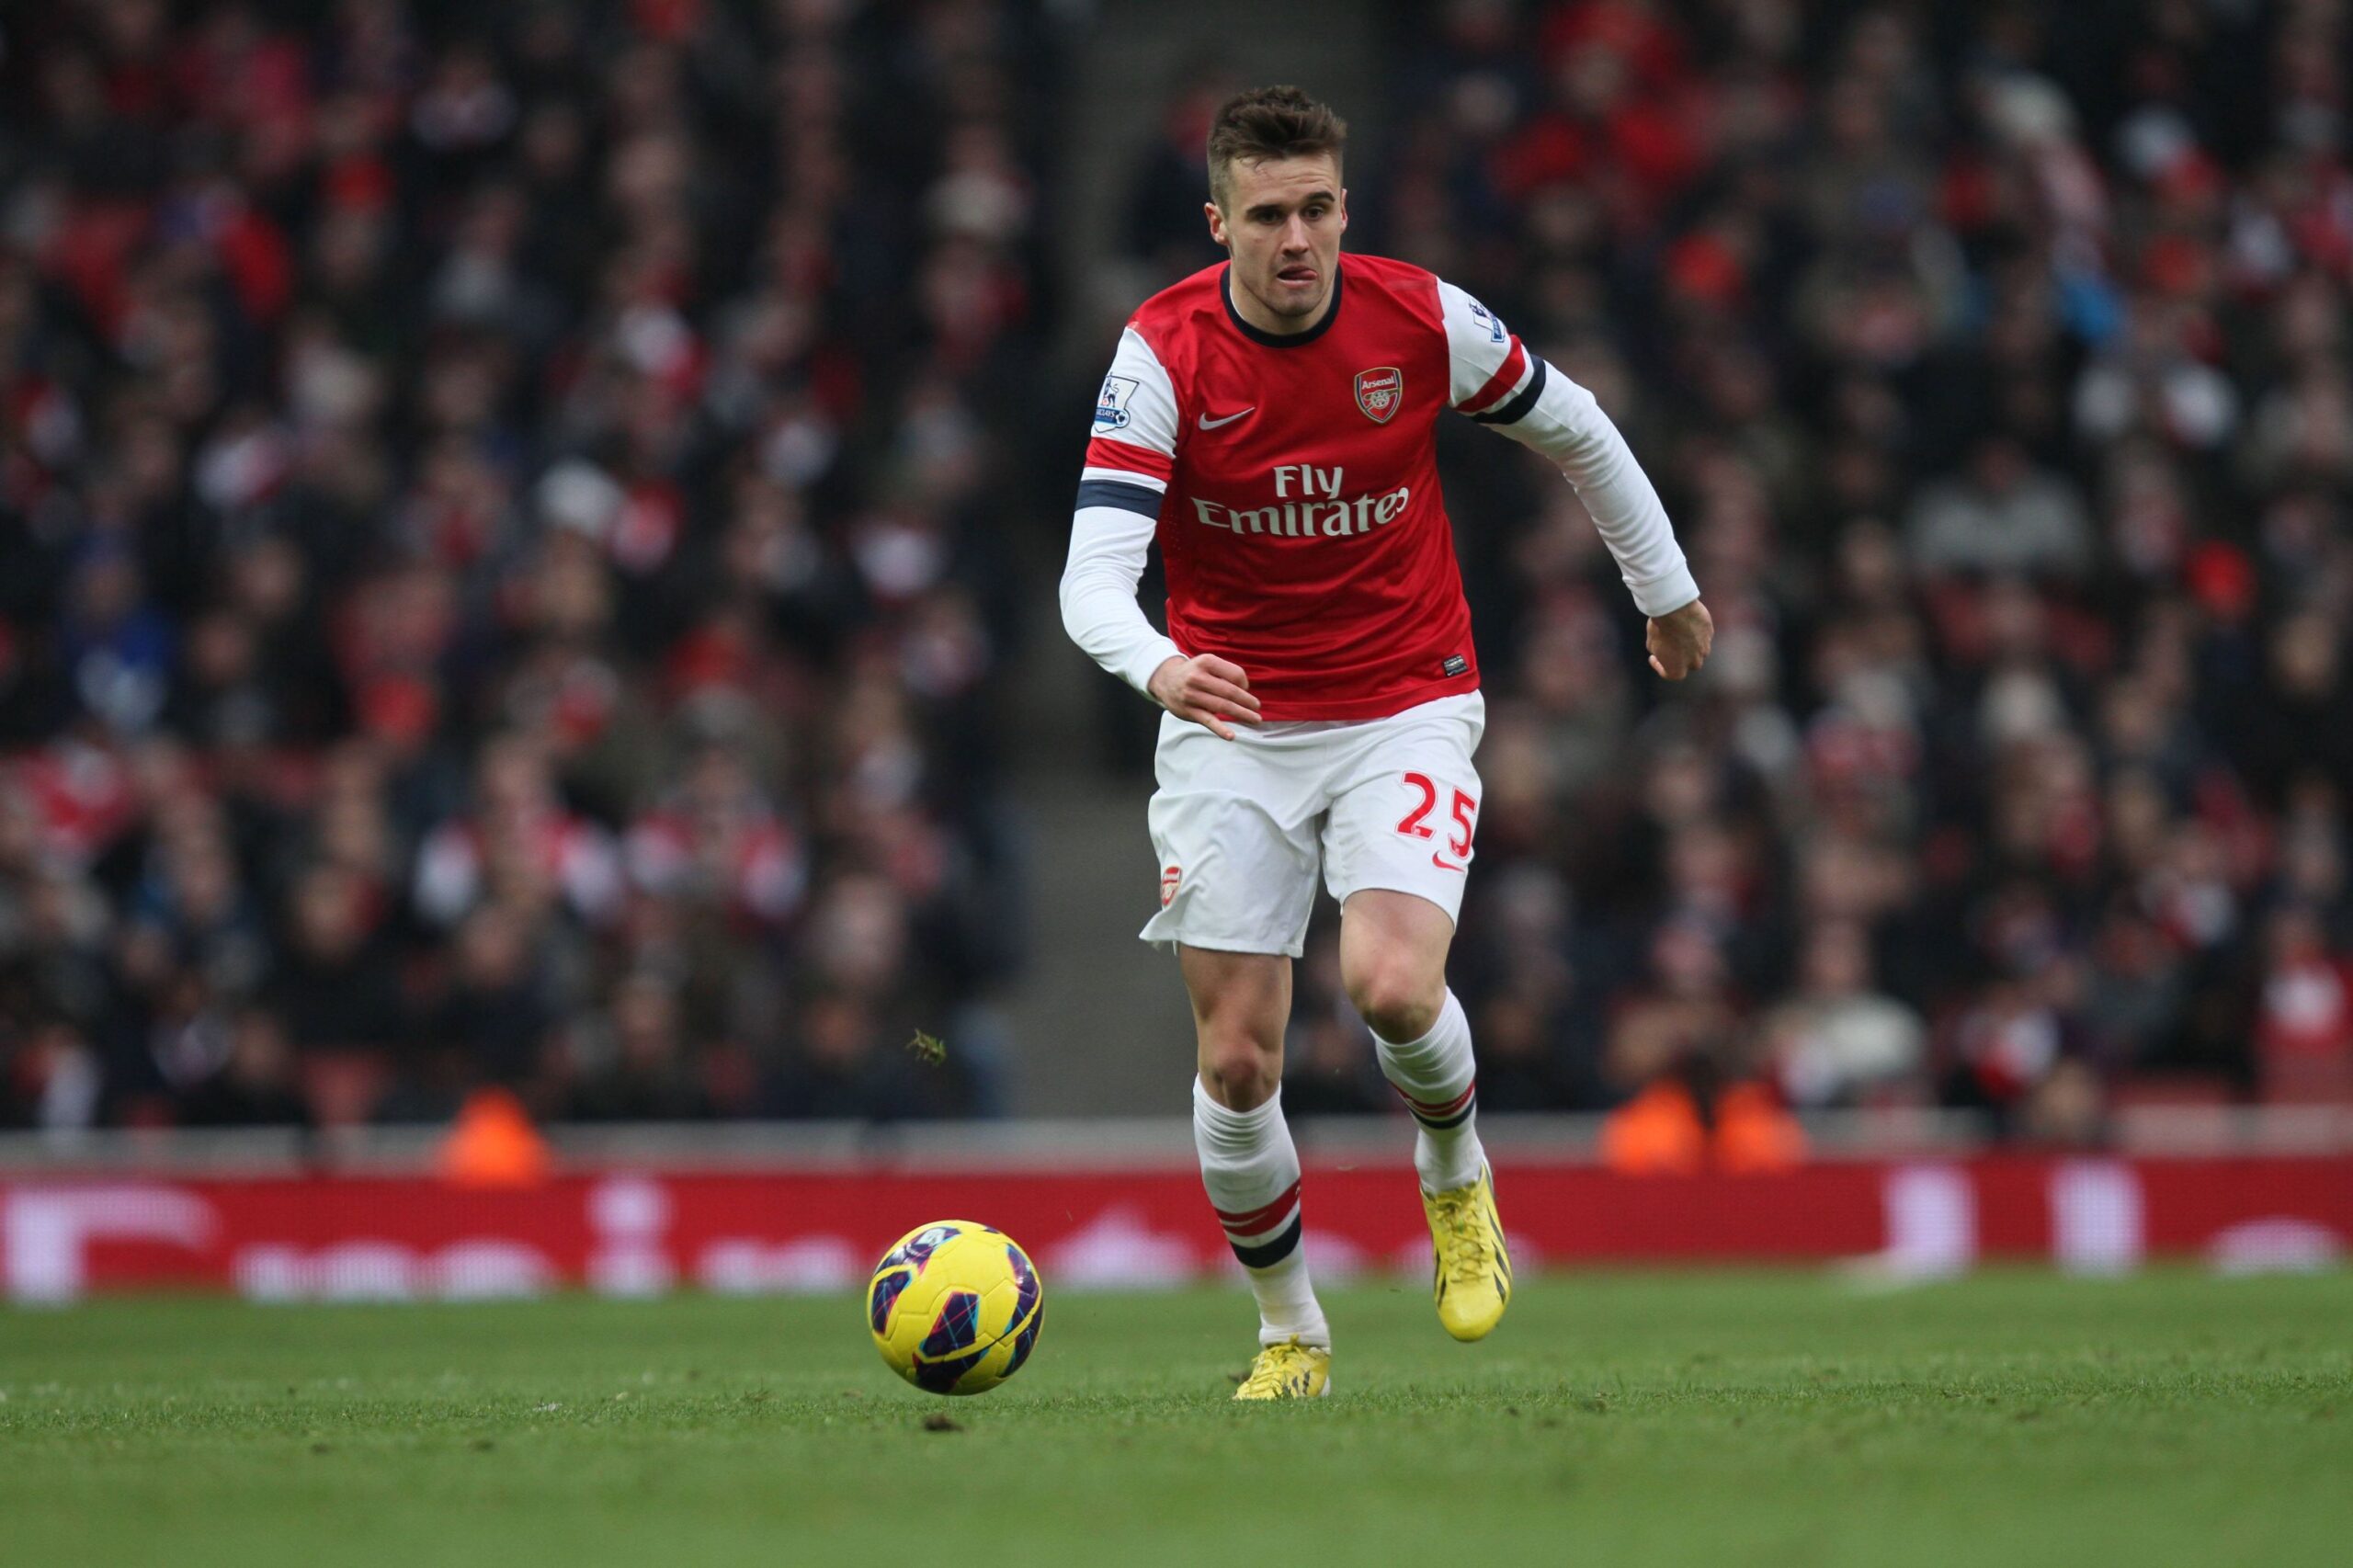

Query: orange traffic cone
438;1086;551;1187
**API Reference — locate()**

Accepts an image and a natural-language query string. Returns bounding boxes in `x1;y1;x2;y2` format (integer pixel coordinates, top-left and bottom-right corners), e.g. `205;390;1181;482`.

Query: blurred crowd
1259;0;2353;1146
11;0;2353;1147
0;0;1059;1131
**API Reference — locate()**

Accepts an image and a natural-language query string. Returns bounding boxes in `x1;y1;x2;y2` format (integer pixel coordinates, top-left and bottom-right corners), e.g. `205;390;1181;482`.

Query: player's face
1206;153;1347;329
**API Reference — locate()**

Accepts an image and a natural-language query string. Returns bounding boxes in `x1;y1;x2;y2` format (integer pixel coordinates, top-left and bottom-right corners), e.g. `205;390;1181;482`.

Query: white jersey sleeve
1062;326;1185;695
1437;278;1700;619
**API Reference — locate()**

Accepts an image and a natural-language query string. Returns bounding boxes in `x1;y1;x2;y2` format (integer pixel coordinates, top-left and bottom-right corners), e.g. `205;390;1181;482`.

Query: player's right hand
1647;597;1714;681
1148;653;1262;741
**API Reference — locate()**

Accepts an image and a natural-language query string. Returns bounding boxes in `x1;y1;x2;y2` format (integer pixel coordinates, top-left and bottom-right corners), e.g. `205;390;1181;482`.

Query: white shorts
1140;692;1486;958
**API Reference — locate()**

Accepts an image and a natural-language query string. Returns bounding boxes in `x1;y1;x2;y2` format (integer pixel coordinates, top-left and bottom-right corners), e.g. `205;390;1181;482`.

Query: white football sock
1191;1075;1329;1347
1372;989;1486;1194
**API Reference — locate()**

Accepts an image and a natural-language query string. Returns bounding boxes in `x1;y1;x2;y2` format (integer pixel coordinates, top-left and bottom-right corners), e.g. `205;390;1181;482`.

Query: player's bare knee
1348;966;1441;1043
1199;1036;1280;1108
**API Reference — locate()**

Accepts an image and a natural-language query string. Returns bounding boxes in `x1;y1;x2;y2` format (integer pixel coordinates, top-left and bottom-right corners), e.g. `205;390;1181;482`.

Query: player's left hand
1647;598;1713;681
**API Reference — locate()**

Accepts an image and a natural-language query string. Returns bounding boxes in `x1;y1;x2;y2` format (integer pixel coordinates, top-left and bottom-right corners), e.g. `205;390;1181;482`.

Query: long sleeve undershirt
1059;504;1181;695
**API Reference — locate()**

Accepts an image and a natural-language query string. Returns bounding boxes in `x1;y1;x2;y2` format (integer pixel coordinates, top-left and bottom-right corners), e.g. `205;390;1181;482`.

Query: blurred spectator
565;971;710;1122
2253;905;2353;1102
2;1017;103;1132
261;862;405;1124
1760;921;1928;1108
1904;437;2095;581
180;1006;308;1128
1604;918;1743;1100
775;988;934;1123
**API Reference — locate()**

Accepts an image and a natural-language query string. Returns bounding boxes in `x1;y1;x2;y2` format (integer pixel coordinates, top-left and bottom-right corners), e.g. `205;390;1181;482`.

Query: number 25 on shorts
1395;771;1476;871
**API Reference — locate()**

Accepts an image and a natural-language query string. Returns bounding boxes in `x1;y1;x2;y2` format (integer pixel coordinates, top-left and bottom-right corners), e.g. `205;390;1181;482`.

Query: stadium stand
0;0;1058;1130
5;0;2353;1145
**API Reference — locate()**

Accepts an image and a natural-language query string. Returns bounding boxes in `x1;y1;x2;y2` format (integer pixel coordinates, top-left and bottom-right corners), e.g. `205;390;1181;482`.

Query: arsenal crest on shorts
1354;367;1403;424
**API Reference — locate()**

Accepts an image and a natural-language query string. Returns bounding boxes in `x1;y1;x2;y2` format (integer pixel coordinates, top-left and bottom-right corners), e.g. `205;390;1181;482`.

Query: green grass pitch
4;1269;2348;1567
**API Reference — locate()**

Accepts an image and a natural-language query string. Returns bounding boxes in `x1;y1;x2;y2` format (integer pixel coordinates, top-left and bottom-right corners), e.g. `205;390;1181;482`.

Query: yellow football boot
1422;1165;1510;1342
1233;1336;1332;1400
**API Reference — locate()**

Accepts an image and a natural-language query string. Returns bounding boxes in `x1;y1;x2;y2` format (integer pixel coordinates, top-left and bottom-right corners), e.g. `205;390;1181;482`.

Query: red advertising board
3;1155;2347;1303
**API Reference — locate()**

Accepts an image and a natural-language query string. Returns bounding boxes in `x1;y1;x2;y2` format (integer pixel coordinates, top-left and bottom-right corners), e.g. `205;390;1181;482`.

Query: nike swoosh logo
1431;855;1466;873
1197;407;1255;430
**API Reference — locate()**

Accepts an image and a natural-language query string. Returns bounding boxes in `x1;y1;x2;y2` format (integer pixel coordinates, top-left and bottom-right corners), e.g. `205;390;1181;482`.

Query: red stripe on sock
1395;1080;1476;1118
1212;1179;1302;1235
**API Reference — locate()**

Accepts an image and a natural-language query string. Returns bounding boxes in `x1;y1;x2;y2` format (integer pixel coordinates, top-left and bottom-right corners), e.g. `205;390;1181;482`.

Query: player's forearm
1062;570;1182;694
1060;505;1184;695
1515;374;1699;617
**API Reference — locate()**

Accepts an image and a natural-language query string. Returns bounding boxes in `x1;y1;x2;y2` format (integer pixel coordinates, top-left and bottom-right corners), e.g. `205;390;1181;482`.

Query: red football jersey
1079;255;1544;721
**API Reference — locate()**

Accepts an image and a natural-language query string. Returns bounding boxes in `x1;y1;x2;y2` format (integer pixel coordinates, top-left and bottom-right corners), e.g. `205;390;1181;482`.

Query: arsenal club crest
1355;366;1403;424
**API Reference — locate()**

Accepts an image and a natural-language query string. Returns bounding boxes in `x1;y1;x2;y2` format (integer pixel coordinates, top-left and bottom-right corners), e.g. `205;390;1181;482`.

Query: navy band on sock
1228;1212;1304;1269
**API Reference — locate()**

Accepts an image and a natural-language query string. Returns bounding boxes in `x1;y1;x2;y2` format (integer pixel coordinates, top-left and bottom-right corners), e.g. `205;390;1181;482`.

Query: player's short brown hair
1206;85;1347;208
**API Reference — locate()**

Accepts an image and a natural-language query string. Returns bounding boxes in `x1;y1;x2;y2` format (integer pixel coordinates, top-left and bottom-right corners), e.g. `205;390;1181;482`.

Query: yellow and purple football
867;1221;1044;1395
